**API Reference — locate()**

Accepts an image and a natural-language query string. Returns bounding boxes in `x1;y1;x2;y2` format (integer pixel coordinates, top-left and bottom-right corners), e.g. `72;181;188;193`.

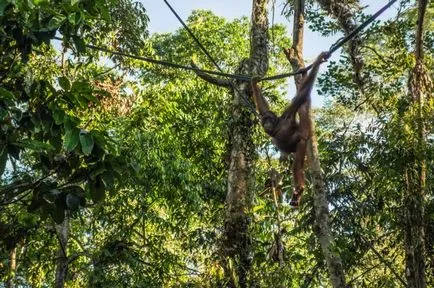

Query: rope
263;0;398;81
53;36;250;81
261;65;312;81
53;0;397;84
163;0;224;73
329;0;398;54
163;0;258;115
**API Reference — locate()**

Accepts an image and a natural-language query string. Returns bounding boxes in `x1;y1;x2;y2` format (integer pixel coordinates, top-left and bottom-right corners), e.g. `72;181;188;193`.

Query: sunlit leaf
252;204;265;212
47;14;66;30
68;12;82;25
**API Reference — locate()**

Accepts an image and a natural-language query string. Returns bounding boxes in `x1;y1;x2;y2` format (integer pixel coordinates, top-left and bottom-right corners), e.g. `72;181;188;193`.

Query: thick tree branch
190;60;232;88
404;1;431;288
415;0;428;60
250;0;269;77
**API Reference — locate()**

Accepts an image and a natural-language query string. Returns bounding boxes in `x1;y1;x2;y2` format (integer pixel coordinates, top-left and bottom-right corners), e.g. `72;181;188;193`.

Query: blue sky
141;1;398;58
142;0;336;60
139;1;400;106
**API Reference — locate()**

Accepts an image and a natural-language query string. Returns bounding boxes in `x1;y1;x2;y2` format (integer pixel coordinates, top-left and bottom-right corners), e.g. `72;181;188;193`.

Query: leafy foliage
1;0;433;287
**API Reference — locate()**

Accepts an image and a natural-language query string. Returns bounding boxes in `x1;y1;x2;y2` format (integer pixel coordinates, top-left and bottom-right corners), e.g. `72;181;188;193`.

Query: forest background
0;0;433;287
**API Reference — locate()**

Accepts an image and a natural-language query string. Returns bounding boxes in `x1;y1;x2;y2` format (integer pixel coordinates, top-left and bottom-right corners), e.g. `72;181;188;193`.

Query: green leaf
68;12;82;25
0;0;10;17
71;81;92;93
52;108;65;125
17;139;55;152
58;76;71;91
98;4;110;21
47;14;66;30
0;87;15;103
74;94;87;108
252;204;265;212
79;131;94;155
64;123;80;152
91;130;111;151
82;92;99;103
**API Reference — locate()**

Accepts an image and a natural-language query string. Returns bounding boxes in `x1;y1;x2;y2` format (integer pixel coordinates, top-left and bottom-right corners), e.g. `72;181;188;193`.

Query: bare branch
315;0;365;88
362;45;391;65
67;252;90;265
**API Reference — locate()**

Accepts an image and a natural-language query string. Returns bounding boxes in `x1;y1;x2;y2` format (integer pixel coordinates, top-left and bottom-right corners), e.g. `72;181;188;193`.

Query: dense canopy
0;0;433;287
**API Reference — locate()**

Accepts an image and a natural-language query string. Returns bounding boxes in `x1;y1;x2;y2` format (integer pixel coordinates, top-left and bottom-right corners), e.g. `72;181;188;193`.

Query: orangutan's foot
289;187;304;207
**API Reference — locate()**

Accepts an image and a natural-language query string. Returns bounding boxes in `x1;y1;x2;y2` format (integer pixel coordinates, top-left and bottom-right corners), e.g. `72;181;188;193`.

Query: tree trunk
404;1;431;287
405;164;426;288
55;217;69;288
224;81;256;287
308;132;347;288
5;247;17;288
223;1;269;286
191;1;269;285
287;0;347;287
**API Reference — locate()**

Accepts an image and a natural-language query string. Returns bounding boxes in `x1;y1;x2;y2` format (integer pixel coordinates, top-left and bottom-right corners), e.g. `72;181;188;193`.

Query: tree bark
191;1;269;286
223;79;255;288
223;1;269;286
308;131;347;288
5;247;17;288
55;217;69;288
287;1;347;287
404;1;431;287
